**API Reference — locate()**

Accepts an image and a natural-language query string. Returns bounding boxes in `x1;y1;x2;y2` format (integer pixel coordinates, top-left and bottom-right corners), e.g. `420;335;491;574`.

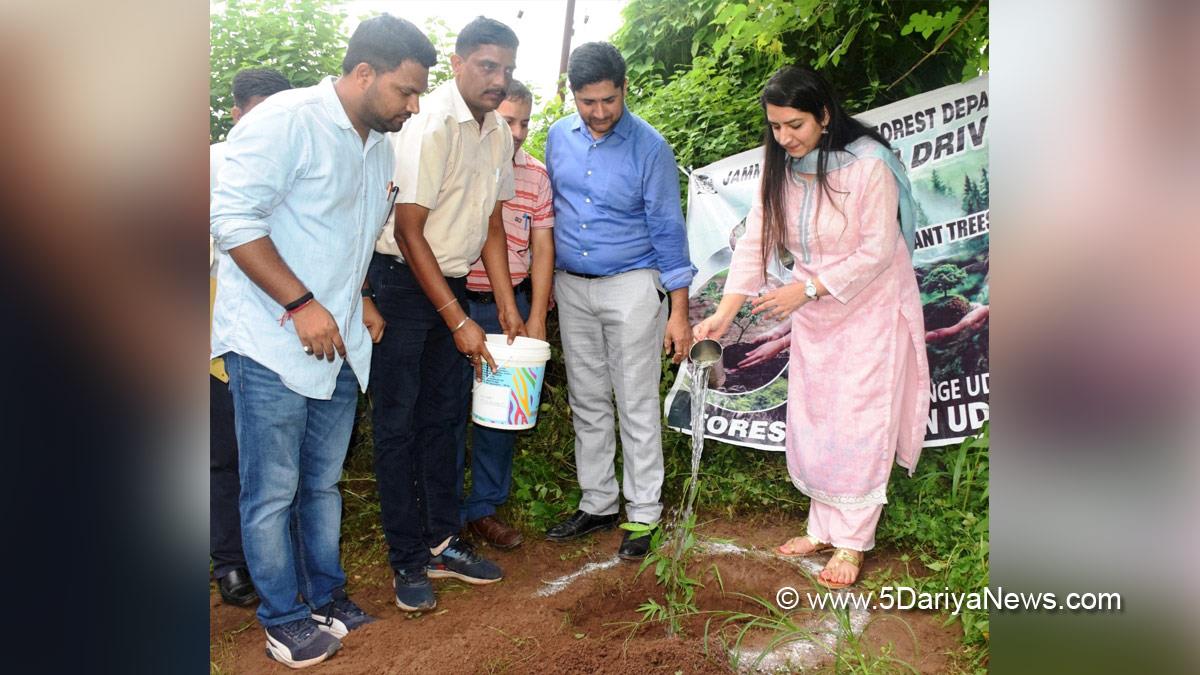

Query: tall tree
609;0;989;182
210;0;348;142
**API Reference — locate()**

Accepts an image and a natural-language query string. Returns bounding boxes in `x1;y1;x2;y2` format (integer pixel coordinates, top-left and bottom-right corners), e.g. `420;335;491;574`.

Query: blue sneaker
264;617;341;669
393;568;436;612
312;588;376;638
427;535;503;585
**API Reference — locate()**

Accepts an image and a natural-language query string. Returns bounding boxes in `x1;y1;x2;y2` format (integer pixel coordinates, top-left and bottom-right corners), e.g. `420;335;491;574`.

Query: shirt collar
610;106;633;140
513;147;530;166
319;76;354;131
446;80;501;136
571;106;633;142
320;76;385;147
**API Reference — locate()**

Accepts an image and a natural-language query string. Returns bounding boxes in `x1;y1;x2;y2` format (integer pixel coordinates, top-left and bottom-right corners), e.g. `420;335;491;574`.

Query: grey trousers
555;269;667;525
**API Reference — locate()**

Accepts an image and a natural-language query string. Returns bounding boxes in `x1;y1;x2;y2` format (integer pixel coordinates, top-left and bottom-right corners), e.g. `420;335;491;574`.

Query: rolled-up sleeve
210;107;309;251
820;159;900;304
642;141;695;291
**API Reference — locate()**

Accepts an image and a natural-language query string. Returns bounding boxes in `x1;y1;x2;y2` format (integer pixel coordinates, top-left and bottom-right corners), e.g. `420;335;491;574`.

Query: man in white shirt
210;15;435;669
209;67;291;611
367;16;524;613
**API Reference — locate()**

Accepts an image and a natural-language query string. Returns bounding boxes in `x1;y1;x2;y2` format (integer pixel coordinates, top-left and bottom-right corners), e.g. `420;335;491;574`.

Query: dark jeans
210;374;246;579
456;287;531;523
368;254;472;573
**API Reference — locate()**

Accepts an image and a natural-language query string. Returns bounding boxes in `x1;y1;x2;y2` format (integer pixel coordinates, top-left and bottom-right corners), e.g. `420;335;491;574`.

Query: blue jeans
225;353;357;627
456;288;532;523
368;254;472;573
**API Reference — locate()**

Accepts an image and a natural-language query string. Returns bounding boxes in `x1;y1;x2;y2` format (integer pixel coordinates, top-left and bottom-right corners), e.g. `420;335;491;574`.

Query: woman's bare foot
776;534;831;556
817;549;862;589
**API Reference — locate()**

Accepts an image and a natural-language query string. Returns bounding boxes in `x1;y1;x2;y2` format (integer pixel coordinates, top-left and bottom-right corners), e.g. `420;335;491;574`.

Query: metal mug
688;339;725;389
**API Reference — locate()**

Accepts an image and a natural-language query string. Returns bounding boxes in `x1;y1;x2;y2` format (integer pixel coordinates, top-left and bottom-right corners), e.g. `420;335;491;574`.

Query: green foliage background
523;0;988;203
209;0;348;142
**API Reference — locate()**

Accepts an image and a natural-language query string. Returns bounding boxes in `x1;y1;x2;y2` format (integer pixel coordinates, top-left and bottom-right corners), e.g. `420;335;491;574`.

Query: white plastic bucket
471;334;552;430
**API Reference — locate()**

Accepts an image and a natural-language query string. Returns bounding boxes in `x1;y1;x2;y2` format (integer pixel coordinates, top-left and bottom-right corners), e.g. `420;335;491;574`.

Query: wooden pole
556;0;576;99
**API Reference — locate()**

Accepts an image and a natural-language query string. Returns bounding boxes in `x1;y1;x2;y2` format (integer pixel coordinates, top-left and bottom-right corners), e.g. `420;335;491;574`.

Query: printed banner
665;74;989;450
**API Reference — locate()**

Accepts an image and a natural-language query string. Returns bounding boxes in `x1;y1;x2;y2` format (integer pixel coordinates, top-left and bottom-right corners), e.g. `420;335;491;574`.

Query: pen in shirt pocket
381;184;399;229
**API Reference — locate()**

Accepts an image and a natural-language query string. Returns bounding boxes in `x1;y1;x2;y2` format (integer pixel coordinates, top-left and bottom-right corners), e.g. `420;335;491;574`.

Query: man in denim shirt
543;42;695;561
210;15;435;669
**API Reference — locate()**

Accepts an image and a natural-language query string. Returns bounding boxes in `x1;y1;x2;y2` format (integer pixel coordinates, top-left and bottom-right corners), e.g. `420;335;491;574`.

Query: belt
560;269;609;280
466;278;531;304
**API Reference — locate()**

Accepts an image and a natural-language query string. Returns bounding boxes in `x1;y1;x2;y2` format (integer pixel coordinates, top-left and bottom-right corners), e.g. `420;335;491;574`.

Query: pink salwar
807;501;884;551
725;155;930;552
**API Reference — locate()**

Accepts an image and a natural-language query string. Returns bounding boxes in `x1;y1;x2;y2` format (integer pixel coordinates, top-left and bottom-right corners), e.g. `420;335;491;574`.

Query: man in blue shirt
543;42;695;561
211;15;436;669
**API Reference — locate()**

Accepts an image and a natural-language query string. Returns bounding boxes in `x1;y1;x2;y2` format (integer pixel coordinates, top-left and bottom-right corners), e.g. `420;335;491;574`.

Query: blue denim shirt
210;77;393;399
545;108;695;291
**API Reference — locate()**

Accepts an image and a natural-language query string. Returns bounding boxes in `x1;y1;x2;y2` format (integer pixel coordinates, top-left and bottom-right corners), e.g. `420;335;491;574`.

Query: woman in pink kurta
695;66;930;588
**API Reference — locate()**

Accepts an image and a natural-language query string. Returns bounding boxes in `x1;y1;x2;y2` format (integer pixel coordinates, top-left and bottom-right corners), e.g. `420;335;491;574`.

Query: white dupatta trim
790;474;889;509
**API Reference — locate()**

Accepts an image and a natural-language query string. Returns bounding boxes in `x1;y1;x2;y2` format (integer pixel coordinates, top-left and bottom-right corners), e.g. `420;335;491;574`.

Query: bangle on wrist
361;287;374;299
435;298;458;313
450;316;471;333
278;293;315;326
284;291;314;311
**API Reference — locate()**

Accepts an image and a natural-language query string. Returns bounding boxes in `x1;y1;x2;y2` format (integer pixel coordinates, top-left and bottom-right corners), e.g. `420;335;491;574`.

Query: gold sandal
776;533;833;557
816;548;862;589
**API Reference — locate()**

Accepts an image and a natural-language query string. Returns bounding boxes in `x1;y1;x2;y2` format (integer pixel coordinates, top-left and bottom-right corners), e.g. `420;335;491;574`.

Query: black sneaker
264;617;341;669
393;568;436;612
312;588;376;638
427;535;503;585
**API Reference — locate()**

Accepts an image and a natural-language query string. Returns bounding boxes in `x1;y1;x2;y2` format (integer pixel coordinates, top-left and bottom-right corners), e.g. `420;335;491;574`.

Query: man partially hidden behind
369;16;524;613
543;42;694;560
209;67;292;609
210;15;435;669
458;79;555;549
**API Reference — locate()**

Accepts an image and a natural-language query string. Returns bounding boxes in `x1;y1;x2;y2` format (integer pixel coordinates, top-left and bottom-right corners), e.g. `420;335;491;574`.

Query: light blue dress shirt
211;76;393;399
545;107;695;291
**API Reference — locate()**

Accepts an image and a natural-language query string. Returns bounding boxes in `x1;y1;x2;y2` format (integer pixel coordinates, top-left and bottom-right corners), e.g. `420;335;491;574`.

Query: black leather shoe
218;567;258;607
618;524;655;561
545;510;619;541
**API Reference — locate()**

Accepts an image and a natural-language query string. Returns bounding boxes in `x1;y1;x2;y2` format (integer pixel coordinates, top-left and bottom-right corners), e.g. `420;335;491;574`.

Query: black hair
567;42;625;91
455;16;519;57
341;14;437;75
505;79;532;104
231;68;291;108
757;65;892;276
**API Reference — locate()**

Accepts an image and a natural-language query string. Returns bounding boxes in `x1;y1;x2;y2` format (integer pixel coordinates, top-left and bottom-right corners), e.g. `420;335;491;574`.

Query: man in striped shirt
459;79;555;549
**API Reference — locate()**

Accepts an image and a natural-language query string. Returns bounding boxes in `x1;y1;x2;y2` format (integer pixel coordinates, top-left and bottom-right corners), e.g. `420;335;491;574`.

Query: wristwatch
804;278;820;302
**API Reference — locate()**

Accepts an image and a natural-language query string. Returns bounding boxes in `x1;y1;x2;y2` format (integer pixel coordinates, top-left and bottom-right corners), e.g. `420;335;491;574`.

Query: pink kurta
725;155;930;509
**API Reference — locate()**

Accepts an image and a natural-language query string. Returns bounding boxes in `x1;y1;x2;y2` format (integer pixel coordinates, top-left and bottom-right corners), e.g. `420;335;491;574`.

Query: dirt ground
210;515;966;673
